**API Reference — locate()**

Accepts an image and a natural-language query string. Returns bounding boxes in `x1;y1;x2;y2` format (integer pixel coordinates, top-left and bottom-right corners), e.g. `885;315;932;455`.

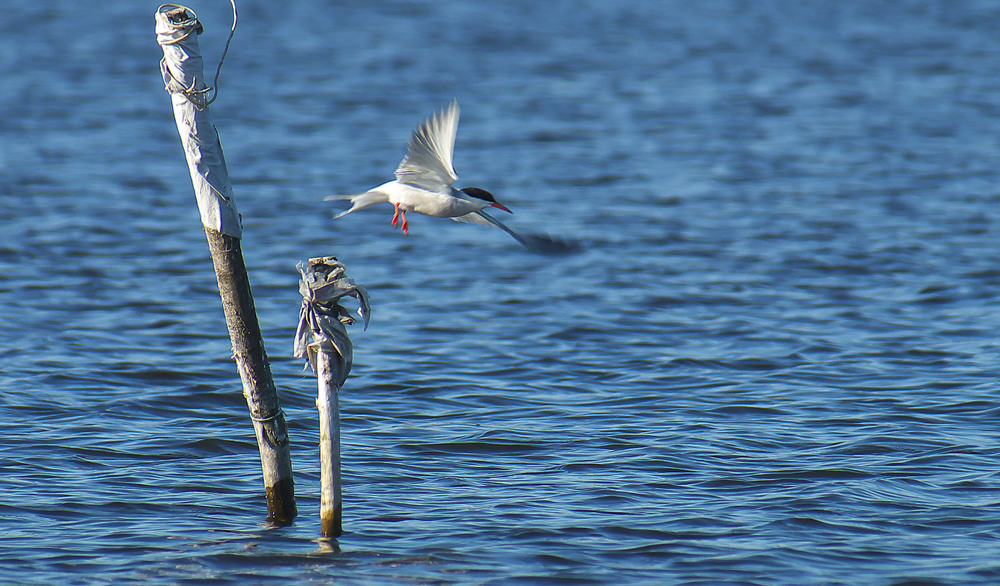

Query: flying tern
326;101;577;254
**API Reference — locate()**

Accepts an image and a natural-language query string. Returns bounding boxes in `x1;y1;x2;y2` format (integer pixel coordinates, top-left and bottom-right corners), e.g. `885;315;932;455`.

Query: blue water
3;0;1000;582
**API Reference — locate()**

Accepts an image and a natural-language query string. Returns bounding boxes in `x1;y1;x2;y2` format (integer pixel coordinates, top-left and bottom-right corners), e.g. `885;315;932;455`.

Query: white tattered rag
293;257;371;387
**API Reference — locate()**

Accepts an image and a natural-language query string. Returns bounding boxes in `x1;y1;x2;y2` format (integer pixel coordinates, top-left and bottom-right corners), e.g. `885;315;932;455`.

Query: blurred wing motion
394;100;460;192
453;210;582;255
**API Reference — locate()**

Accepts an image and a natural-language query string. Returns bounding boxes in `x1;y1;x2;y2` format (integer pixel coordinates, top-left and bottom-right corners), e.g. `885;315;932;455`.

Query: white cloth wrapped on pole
154;4;243;238
294;257;371;385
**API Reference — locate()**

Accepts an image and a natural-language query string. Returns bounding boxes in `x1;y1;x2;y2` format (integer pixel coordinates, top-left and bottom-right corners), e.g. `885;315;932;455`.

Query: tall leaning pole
155;4;296;524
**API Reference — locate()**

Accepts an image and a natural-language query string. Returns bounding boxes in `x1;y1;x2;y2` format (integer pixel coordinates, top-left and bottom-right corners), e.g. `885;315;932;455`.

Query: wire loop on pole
250;408;285;424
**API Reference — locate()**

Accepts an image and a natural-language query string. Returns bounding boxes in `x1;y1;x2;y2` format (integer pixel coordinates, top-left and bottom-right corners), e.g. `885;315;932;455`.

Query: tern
326;101;577;253
326;100;510;234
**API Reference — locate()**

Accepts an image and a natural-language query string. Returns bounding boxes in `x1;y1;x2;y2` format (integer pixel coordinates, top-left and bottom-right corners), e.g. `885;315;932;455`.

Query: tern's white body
360;180;492;219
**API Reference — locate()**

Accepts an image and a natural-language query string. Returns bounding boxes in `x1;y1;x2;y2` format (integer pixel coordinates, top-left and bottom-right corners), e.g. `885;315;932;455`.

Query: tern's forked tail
325;191;389;219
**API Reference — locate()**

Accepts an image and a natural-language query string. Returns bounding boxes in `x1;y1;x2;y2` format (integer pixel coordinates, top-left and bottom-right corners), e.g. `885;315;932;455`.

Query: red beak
491;202;512;213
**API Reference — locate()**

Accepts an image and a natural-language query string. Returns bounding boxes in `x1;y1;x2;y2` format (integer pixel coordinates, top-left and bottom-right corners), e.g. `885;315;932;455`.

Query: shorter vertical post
294;257;370;538
316;350;343;536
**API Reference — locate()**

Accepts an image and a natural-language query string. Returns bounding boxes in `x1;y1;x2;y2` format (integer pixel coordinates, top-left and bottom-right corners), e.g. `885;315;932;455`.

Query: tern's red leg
391;202;400;226
400;210;409;235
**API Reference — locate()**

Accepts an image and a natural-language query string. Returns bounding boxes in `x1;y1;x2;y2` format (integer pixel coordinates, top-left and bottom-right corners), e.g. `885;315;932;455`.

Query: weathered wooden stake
155;4;296;524
316;349;344;537
295;257;370;538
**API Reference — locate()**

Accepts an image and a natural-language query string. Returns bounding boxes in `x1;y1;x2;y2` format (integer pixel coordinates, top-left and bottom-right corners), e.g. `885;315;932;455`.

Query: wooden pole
208;230;296;524
155;4;296;524
316;350;343;537
295;257;370;538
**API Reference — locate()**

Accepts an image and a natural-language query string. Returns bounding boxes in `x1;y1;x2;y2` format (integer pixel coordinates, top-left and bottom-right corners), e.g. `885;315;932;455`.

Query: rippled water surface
4;1;1000;583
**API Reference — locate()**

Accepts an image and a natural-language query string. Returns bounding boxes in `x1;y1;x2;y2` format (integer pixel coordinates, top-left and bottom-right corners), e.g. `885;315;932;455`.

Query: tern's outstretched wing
394;100;460;192
453;210;582;255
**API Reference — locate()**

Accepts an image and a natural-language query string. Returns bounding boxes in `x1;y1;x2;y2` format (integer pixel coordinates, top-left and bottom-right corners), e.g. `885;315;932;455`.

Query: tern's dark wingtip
519;233;584;256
